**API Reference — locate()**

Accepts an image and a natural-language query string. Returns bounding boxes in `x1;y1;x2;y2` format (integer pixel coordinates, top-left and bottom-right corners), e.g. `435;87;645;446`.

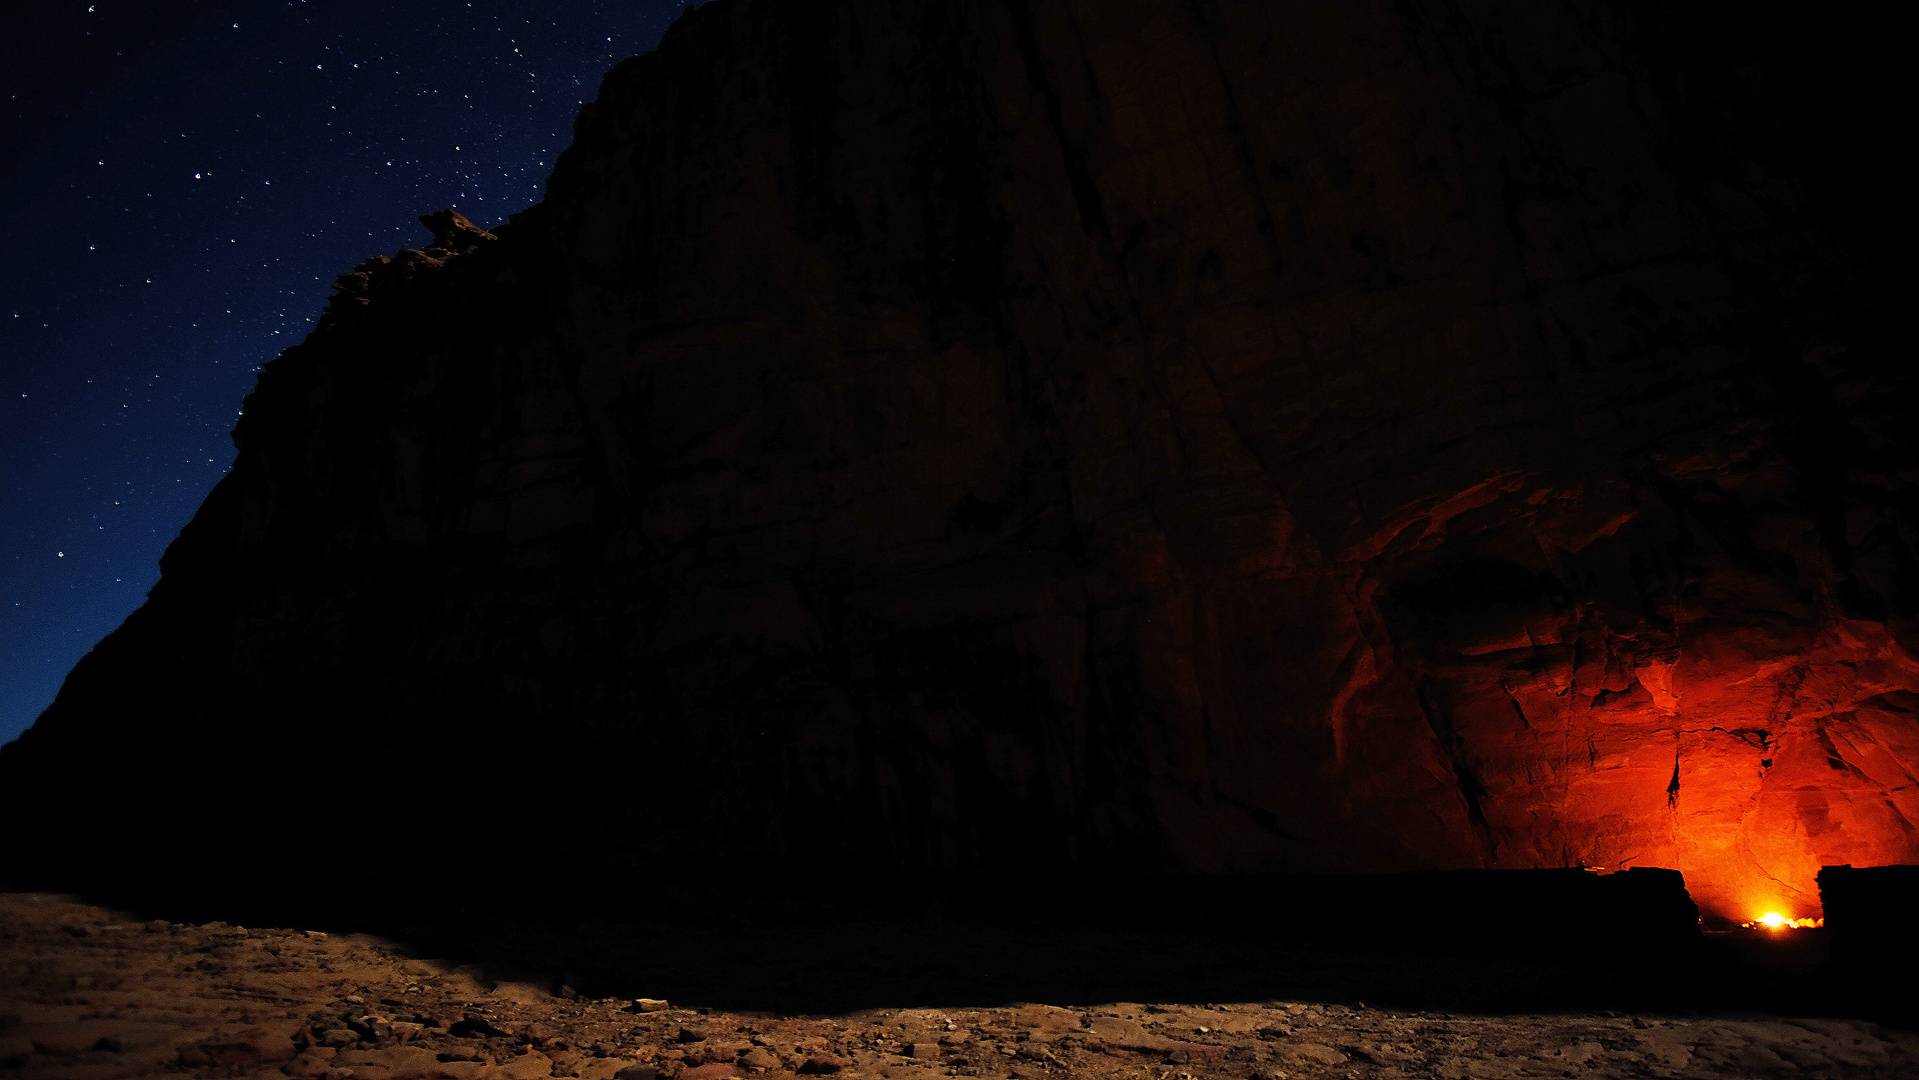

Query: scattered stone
3;891;1919;1080
449;1017;513;1039
492;982;551;1005
497;1051;558;1080
27;1023;107;1056
632;999;671;1013
1278;1043;1348;1067
90;1025;175;1053
336;1045;444;1076
285;1049;339;1079
738;1047;781;1069
1735;1043;1794;1071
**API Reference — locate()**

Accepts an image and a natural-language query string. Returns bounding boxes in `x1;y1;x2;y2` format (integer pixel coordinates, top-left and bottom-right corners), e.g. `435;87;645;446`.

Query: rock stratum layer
3;0;1911;923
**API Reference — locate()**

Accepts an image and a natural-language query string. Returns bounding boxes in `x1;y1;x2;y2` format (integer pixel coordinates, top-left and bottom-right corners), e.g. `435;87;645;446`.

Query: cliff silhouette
3;0;1908;927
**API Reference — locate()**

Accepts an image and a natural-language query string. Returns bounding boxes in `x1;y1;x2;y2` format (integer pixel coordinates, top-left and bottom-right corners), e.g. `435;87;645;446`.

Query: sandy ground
3;891;1915;1080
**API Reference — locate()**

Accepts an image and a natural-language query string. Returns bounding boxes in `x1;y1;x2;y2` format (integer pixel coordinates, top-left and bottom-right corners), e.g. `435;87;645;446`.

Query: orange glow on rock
1406;611;1919;924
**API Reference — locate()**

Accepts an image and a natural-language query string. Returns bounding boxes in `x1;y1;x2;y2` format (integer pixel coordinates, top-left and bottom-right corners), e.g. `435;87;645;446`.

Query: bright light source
1741;911;1822;930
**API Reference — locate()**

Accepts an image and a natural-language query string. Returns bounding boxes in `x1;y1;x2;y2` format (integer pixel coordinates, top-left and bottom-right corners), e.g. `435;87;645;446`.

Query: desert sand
4;891;1914;1080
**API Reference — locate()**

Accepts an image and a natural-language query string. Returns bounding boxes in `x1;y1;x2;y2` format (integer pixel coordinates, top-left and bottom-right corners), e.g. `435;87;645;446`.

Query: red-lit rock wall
3;0;1911;922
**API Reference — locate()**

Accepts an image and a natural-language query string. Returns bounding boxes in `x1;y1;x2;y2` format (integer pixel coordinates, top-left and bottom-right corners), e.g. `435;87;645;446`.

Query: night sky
1;0;690;745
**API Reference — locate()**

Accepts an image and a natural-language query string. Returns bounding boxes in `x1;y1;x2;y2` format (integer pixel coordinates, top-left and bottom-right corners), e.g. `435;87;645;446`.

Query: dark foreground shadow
12;869;1912;1027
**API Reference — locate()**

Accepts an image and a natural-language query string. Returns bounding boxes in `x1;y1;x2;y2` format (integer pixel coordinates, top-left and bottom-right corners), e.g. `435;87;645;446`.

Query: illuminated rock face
2;0;1910;921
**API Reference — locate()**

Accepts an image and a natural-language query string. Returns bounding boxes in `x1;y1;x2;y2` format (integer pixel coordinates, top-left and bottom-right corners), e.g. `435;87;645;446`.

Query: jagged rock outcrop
3;0;1911;923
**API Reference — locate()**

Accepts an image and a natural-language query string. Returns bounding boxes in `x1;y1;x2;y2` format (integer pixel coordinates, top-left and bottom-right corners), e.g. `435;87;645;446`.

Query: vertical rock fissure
1415;683;1496;856
999;0;1110;242
1181;0;1288;279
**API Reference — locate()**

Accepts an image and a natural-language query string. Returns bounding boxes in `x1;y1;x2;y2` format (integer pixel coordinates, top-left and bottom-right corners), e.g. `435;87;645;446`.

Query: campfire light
1742;911;1823;930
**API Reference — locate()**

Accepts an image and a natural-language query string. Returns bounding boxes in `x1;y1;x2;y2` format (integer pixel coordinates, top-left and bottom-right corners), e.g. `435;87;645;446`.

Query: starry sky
1;0;692;746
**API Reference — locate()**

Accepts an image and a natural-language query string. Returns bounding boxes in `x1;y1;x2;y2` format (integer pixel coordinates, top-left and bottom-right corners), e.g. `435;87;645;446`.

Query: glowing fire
1741;911;1823;930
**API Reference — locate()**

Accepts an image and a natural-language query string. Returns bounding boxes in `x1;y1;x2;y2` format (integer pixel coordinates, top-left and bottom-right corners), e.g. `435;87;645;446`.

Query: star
0;0;684;747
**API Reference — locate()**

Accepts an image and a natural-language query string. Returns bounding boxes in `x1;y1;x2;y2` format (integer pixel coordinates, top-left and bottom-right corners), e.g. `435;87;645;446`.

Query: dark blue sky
1;0;689;745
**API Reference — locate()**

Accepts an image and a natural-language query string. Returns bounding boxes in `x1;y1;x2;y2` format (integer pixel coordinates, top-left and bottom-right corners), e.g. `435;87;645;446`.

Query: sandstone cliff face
4;0;1910;923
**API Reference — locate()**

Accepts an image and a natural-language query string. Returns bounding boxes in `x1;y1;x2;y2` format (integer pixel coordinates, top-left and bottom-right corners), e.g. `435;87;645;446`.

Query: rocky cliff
4;0;1910;924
